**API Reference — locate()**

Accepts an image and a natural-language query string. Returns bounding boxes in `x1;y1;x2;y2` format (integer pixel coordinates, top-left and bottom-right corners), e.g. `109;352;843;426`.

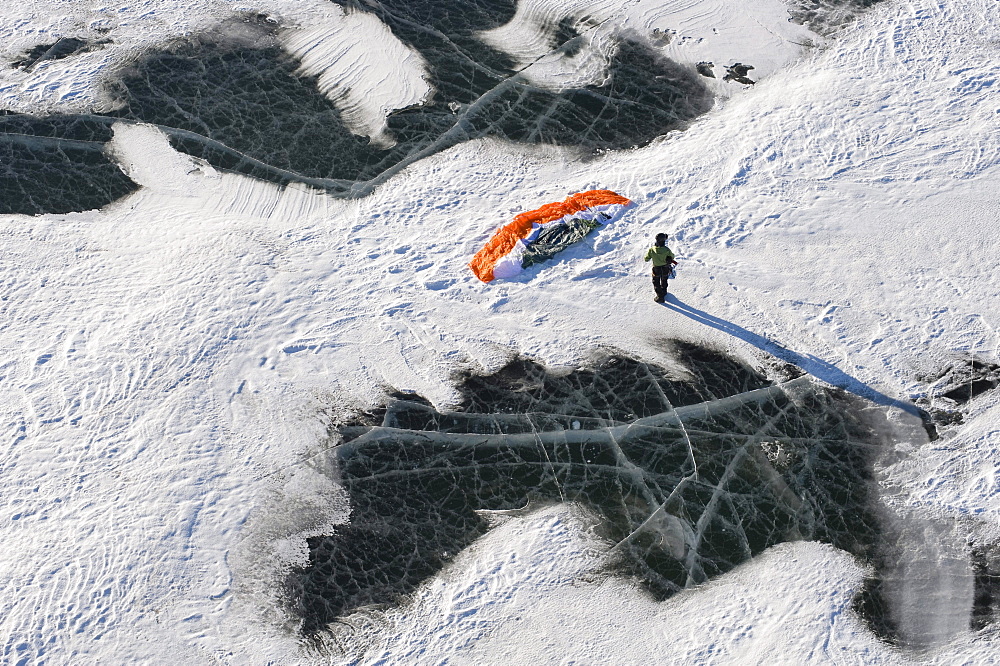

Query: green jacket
644;245;675;267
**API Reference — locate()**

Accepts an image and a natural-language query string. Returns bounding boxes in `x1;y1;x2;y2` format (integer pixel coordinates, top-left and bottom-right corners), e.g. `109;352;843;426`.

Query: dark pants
652;265;670;297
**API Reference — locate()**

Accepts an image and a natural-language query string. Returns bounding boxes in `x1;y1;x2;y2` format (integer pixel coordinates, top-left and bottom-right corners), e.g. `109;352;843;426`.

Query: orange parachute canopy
469;189;633;282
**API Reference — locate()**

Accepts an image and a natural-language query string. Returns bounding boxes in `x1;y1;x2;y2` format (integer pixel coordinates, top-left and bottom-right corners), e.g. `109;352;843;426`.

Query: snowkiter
643;232;677;303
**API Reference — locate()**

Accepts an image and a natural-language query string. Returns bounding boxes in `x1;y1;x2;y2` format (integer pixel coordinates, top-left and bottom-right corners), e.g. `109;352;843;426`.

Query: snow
280;5;431;148
478;0;814;90
0;0;400;116
346;506;887;664
2;0;1000;663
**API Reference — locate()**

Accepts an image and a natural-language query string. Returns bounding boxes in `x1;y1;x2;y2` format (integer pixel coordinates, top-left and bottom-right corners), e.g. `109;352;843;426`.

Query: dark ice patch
333;0;713;150
552;16;584;57
856;576;900;645
106;42;367;190
98;2;712;195
12;37;106;71
788;0;888;36
723;63;755;86
943;379;1000;403
927;358;1000;406
857;520;1000;648
972;543;1000;632
0;113;139;216
287;343;889;637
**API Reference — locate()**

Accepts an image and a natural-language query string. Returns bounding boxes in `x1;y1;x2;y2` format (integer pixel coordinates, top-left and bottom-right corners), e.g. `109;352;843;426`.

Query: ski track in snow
1;0;1000;663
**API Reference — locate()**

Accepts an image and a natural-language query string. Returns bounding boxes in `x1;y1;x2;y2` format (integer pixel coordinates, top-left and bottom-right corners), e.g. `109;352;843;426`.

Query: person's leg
652;267;666;301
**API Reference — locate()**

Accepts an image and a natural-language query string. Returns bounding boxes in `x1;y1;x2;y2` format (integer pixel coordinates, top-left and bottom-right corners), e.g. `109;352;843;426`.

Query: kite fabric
469;189;634;282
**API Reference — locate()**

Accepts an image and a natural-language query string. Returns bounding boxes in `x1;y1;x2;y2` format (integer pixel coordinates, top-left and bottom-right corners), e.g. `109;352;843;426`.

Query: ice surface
0;112;138;215
0;0;817;209
874;514;975;649
789;0;888;35
2;0;1000;663
290;343;893;635
12;37;104;72
97;4;712;196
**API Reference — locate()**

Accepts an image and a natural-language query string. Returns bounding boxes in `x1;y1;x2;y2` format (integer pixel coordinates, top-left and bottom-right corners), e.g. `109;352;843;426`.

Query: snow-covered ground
2;0;999;663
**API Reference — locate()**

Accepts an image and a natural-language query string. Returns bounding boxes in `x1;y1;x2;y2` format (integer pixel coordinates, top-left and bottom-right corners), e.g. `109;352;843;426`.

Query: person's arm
643;248;652;262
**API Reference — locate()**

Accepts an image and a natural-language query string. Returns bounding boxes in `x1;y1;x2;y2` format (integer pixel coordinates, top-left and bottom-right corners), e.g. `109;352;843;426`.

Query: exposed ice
100;7;714;196
0;113;138;214
291;348;909;639
880;514;975;649
2;0;1000;663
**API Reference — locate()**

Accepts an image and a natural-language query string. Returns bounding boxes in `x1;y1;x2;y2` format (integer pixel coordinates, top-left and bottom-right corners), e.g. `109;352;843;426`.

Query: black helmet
655;232;668;244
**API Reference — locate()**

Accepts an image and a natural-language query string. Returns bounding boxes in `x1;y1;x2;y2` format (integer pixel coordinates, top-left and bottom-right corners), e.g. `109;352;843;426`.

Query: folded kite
469;189;634;282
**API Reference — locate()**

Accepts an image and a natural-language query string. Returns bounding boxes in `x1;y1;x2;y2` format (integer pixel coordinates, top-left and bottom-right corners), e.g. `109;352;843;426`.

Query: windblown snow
280;6;431;148
478;0;812;89
1;0;999;664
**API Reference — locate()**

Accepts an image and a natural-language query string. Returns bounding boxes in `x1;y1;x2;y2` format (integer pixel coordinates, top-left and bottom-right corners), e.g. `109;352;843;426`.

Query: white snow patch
0;0;351;114
108;121;220;193
478;0;816;91
346;504;887;664
884;399;1000;524
280;6;431;148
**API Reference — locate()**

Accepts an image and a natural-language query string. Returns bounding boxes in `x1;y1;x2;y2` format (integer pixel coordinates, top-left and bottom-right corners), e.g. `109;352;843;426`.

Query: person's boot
653;289;665;303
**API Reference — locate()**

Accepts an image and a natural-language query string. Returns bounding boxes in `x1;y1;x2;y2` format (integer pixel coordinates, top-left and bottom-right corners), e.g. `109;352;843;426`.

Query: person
643;232;678;303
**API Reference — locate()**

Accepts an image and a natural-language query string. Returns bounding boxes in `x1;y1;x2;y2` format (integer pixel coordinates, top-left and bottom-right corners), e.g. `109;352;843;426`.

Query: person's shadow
664;294;923;417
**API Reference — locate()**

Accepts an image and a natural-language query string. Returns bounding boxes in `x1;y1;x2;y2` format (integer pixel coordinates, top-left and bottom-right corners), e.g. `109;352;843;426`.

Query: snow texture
1;0;1000;664
279;6;431;148
291;351;900;640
